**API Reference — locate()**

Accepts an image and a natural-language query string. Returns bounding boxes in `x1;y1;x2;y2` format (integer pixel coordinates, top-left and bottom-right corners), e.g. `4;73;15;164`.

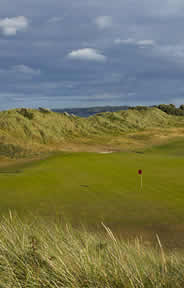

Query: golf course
1;108;184;286
1;135;184;249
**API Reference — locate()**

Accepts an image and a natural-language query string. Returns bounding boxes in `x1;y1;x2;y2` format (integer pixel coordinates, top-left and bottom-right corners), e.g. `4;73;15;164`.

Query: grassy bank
0;213;184;288
1;107;184;156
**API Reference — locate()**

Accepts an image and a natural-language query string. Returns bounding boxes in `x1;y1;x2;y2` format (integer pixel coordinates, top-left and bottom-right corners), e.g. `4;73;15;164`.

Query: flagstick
140;174;142;192
138;170;143;192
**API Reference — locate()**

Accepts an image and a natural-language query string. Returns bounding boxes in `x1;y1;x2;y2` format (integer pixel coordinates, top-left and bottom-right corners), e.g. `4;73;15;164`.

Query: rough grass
0;213;184;288
1;107;184;157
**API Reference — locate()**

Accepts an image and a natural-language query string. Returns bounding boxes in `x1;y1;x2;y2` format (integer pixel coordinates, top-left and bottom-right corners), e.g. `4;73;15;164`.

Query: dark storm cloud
1;0;184;109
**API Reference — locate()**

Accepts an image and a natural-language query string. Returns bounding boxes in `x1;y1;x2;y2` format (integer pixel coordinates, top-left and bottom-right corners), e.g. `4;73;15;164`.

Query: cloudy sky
1;0;184;109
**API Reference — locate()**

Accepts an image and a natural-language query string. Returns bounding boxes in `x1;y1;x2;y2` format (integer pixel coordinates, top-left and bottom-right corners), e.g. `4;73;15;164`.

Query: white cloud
95;16;112;29
115;38;155;47
68;48;106;62
115;37;184;64
11;65;41;75
152;44;184;63
115;38;135;45
137;40;155;46
0;16;28;36
48;17;63;23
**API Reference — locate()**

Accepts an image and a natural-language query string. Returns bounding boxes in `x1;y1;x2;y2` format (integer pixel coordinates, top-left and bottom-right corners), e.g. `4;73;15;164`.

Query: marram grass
1;107;184;157
0;213;184;287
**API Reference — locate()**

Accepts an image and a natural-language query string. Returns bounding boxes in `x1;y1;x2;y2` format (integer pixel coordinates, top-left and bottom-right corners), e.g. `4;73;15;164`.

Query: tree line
129;104;184;116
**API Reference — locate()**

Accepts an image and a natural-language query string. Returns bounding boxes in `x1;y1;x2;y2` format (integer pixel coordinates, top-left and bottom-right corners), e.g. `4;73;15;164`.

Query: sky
1;0;184;110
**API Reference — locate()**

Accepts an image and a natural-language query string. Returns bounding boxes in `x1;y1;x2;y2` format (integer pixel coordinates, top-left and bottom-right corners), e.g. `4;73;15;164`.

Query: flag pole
138;169;143;192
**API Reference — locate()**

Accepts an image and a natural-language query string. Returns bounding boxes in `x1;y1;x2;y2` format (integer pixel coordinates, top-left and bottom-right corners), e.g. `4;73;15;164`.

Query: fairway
1;140;184;248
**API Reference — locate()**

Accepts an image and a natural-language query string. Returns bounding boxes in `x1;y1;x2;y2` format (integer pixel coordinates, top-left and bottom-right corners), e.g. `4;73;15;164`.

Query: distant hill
53;105;129;117
0;107;184;158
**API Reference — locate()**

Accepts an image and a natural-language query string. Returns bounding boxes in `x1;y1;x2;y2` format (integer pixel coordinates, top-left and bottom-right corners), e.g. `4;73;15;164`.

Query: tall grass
0;107;181;143
0;213;184;287
1;107;184;157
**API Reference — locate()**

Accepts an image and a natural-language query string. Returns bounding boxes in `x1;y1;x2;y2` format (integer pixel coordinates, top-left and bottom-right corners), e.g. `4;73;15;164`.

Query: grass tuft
0;213;184;287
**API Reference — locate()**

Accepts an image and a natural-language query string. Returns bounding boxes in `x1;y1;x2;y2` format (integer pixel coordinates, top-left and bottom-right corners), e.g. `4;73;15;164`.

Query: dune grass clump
0;213;184;287
17;108;34;120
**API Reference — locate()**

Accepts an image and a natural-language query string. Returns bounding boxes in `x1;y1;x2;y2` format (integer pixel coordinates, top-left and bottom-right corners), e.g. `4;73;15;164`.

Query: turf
1;139;184;248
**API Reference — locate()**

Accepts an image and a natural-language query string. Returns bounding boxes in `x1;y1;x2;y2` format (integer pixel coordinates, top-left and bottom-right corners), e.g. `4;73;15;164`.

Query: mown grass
1;138;184;248
0;213;184;288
